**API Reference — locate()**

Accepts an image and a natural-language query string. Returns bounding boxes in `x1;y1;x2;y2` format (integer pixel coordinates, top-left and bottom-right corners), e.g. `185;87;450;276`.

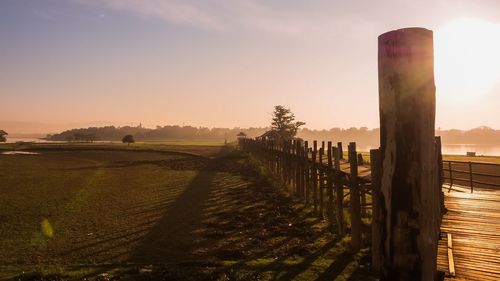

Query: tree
0;130;7;143
122;134;135;145
271;105;305;140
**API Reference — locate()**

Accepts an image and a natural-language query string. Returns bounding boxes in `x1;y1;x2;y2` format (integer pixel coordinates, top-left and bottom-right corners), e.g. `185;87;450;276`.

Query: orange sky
1;0;499;134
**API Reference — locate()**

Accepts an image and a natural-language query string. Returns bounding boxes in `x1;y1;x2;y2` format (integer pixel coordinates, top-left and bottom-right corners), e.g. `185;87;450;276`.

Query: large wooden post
378;28;440;280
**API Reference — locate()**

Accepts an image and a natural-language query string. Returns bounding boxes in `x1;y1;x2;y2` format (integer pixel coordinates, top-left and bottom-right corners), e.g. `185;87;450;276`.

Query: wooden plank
447;233;456;277
437;184;500;280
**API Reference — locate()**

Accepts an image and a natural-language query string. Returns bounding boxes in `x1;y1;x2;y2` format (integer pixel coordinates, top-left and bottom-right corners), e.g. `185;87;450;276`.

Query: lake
441;144;500;156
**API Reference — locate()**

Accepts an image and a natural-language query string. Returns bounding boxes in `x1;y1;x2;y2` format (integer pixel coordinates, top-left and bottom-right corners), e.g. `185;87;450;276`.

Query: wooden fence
240;138;372;251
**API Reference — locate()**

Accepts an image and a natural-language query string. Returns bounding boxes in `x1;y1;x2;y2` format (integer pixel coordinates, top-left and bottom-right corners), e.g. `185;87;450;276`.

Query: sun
435;18;500;104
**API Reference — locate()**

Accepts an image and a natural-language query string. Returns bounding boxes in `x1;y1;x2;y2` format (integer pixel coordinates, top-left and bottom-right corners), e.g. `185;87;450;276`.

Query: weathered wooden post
359;153;367;217
287;139;293;187
334;147;345;235
295;140;301;195
378;27;440;280
305;141;310;204
337;142;344;159
282;141;289;191
312;141;318;213
348;142;361;251
327;141;335;230
318;147;324;219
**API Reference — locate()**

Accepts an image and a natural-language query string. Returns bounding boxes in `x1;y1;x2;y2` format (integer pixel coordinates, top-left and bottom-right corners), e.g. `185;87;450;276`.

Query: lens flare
435;18;500;104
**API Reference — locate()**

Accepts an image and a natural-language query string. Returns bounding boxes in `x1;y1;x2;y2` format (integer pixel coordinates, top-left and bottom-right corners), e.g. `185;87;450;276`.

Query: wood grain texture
438;184;500;281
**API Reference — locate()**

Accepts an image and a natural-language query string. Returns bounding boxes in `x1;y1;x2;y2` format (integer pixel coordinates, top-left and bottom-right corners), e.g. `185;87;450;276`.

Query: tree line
42;104;500;147
46;125;269;142
43;125;500;147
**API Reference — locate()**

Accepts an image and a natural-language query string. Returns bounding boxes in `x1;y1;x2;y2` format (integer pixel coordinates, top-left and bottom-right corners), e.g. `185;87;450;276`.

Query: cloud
76;0;225;31
75;0;309;36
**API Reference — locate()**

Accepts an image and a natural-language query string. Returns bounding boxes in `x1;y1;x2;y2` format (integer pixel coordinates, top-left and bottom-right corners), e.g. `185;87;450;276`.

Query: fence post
449;161;453;188
469;162;473;193
334;146;345;235
295;140;299;196
289;140;292;190
318;147;325;219
337;142;344;159
304;141;310;204
370;148;382;272
327;141;335;230
312;141;318;213
348;142;361;251
378;27;440;280
297;141;304;199
359;153;367;217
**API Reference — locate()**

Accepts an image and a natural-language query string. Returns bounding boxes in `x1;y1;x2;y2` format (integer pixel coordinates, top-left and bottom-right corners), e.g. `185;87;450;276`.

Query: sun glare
435;18;500;104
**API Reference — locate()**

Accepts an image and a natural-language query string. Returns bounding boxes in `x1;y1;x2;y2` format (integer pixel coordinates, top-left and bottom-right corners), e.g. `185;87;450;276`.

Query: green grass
0;144;375;281
0;150;201;265
136;139;227;146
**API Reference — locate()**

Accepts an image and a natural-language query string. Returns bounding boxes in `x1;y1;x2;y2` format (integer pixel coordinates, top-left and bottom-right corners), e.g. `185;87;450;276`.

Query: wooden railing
240;138;372;251
442;160;500;192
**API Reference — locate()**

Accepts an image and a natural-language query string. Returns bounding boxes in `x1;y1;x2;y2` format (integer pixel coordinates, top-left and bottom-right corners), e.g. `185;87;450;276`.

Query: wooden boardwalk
437;184;500;281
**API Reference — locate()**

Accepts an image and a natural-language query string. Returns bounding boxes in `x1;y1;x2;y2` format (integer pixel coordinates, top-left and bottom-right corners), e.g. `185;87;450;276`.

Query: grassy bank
0;143;374;281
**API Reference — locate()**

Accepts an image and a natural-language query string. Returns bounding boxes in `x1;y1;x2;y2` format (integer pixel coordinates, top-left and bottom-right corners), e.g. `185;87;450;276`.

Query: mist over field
39;125;500;147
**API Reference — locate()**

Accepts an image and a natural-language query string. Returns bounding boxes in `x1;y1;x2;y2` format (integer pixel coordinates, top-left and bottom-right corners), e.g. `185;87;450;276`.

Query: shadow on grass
129;148;235;263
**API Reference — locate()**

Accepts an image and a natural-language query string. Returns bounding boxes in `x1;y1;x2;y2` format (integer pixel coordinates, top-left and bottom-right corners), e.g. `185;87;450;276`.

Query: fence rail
442;160;500;192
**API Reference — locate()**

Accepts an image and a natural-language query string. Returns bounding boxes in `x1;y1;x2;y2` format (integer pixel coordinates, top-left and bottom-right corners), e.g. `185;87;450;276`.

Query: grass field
0;143;374;281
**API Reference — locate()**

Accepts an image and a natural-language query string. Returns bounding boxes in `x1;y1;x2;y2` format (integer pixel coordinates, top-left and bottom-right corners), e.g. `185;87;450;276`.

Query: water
2;151;40;155
441;144;500;156
349;144;500;156
4;138;56;143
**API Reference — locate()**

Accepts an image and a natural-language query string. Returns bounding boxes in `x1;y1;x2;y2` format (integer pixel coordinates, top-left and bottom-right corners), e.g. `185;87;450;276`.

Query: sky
1;0;500;134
